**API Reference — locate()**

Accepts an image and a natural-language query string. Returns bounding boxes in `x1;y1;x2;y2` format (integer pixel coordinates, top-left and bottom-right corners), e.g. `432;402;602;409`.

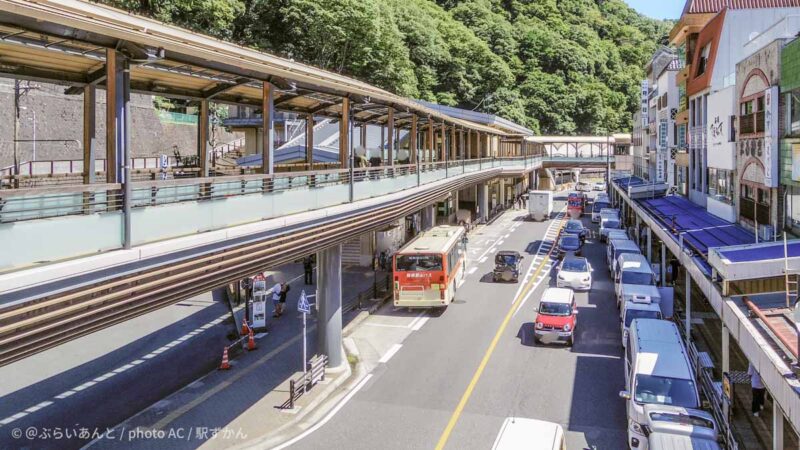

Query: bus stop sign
298;290;311;314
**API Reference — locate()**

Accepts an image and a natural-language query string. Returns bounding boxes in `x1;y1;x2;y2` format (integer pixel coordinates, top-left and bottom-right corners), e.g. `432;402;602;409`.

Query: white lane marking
255;332;267;339
505;233;511;238
406;311;427;330
272;374;374;450
364;322;414;329
378;344;403;363
468;267;477;275
411;317;430;331
479;257;488;263
496;240;505;246
0;310;232;427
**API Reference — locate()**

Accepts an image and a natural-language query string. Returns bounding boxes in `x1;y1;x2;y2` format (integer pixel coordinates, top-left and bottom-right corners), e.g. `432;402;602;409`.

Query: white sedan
556;256;592;290
593;182;605;191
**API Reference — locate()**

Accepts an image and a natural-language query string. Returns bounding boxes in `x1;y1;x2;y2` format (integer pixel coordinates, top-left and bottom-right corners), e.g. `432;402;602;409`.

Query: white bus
393;225;466;308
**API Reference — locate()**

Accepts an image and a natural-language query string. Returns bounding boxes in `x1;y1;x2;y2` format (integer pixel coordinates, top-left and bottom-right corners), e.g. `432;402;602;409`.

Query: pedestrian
748;363;766;416
278;282;291;317
303;256;314;285
270;280;282;318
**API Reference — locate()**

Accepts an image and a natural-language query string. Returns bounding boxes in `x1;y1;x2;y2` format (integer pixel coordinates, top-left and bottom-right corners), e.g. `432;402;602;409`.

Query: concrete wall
0;78;240;167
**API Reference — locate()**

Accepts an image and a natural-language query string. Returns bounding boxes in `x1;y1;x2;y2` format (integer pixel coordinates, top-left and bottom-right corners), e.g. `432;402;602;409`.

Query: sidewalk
86;262;389;450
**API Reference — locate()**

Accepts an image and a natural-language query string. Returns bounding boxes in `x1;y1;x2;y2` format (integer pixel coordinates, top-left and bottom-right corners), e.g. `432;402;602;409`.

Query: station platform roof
0;0;503;135
638;195;755;256
710;240;800;281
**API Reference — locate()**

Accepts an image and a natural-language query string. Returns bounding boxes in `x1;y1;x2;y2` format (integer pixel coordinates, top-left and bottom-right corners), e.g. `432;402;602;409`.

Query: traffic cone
247;328;257;351
240;320;249;336
219;346;231;370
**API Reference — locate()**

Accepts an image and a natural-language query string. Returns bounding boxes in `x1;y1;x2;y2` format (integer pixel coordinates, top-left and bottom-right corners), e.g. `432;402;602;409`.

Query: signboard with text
764;86;780;187
640;80;649;128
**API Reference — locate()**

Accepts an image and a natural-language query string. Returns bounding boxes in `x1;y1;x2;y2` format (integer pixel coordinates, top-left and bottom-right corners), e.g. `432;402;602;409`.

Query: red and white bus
393;225;466;308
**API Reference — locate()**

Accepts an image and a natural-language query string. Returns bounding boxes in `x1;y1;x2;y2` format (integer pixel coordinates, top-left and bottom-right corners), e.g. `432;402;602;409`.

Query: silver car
556;256;592;290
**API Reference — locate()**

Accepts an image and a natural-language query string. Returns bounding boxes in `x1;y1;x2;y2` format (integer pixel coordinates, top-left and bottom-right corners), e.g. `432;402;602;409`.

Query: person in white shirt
748;363;766;416
270;281;282;318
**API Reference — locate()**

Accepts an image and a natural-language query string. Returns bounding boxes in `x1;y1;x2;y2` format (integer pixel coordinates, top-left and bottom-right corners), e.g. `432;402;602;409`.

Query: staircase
342;237;366;266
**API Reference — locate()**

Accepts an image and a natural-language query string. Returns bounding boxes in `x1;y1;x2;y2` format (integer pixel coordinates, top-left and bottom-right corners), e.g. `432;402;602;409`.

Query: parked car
645;405;720;450
562;219;587;242
591;200;611;223
557;235;583;258
493;251;523;282
576;182;592;192
599;216;623;242
492;417;566;450
605;230;630;243
534;287;577;346
556;256;592;290
594;181;606;191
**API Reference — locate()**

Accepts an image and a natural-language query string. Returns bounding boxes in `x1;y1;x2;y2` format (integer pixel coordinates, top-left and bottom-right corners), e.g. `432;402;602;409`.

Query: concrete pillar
427;117;435;161
774;402;784;450
262;82;275;175
499;178;506;207
722;323;730;374
477;183;488;222
421;204;436;230
660;241;666;286
82;85;96;184
317;245;343;368
646;227;652;262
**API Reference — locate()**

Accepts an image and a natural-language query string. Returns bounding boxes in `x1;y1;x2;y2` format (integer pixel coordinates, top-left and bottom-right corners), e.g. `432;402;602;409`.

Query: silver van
606;239;640;274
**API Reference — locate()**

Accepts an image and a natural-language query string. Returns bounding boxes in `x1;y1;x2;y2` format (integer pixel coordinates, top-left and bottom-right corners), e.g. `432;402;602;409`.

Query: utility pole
12;80;39;188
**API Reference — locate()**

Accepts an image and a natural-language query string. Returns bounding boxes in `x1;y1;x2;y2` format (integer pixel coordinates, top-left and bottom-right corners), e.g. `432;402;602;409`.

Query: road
291;193;628;449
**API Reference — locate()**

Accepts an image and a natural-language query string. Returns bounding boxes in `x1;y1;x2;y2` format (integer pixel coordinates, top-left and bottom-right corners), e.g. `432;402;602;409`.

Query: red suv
534;287;577;346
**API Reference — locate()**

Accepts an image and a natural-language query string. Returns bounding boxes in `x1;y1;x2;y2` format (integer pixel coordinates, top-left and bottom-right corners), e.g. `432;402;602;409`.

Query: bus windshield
395;254;443;271
634;374;699;408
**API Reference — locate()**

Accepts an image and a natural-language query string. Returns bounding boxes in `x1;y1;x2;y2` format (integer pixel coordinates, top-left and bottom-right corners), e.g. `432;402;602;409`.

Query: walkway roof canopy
524;134;630;144
0;0;503;135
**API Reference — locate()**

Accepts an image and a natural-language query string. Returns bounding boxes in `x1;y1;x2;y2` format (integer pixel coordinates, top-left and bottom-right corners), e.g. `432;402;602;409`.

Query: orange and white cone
240;320;249;336
247;328;257;351
219;346;231;370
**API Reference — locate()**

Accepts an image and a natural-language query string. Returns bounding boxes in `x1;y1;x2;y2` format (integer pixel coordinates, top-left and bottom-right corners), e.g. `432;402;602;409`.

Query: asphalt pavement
290;193;628;450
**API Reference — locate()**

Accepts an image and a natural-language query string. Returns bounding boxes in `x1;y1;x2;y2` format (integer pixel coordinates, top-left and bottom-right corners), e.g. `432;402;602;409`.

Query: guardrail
285;354;328;409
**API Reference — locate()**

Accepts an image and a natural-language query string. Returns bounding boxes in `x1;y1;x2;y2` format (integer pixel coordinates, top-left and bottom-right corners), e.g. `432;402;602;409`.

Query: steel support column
660;241;666;286
387;108;394;166
262;82;275;175
685;272;692;342
410;115;417;164
82;85;96;184
722;323;730;374
427;117;434;162
306;113;314;171
340;97;350;169
646;227;652;262
317;245;343;368
197;99;209;178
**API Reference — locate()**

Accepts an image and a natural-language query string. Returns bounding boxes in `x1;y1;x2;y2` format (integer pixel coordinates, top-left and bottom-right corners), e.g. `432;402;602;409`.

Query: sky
623;0;684;20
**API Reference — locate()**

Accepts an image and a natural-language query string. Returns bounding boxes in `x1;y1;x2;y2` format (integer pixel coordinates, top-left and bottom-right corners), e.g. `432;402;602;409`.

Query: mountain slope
102;0;671;134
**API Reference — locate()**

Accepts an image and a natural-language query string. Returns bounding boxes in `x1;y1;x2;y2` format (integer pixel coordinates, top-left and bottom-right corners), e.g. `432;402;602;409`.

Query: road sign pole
298;290;310;378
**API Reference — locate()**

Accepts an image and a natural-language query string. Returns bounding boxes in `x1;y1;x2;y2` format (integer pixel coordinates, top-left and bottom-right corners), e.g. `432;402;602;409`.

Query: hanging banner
641;80;649;129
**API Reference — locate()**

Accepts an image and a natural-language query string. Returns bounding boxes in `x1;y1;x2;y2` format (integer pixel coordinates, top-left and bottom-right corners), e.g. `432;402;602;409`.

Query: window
634;374;699;408
757;187;770;205
757;96;765;112
787;186;800;228
696;43;710;76
707;168;734;204
395;254;442;271
741;100;754;115
788;92;800;136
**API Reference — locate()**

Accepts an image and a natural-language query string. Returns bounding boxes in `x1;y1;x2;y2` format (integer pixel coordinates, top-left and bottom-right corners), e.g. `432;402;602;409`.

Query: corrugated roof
683;0;800;14
667;58;685;71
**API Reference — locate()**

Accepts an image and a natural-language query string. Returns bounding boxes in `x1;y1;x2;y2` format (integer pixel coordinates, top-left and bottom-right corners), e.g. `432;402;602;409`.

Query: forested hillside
102;0;671;134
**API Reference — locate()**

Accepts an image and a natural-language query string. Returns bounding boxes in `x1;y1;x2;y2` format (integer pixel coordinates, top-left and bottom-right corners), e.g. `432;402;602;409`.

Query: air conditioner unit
759;224;774;241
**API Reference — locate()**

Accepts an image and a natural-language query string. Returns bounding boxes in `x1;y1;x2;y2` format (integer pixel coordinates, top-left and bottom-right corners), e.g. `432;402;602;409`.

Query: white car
593;182;605;191
556;256;592;290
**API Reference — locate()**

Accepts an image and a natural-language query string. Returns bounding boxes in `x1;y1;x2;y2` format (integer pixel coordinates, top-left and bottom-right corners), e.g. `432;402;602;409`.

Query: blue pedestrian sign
298;290;311;314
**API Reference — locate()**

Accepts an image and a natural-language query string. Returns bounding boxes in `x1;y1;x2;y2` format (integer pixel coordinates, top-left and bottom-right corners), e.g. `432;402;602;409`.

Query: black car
557;235;583;258
493;251;523;282
562;219;587;242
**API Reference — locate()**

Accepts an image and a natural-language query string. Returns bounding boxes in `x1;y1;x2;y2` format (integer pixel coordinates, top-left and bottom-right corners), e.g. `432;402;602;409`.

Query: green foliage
101;0;670;134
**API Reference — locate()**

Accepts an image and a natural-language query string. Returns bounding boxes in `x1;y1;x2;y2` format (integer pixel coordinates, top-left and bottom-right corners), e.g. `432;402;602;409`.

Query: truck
619;283;674;348
528;190;553;221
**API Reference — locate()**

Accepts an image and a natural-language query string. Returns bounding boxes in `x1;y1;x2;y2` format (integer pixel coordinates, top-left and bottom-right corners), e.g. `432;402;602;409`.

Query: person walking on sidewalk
748;363;766;416
277;282;291;317
270;280;282;318
303;256;314;285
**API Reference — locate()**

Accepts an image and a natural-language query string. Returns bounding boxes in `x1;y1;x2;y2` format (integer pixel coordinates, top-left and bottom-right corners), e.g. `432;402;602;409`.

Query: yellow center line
434;213;567;450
